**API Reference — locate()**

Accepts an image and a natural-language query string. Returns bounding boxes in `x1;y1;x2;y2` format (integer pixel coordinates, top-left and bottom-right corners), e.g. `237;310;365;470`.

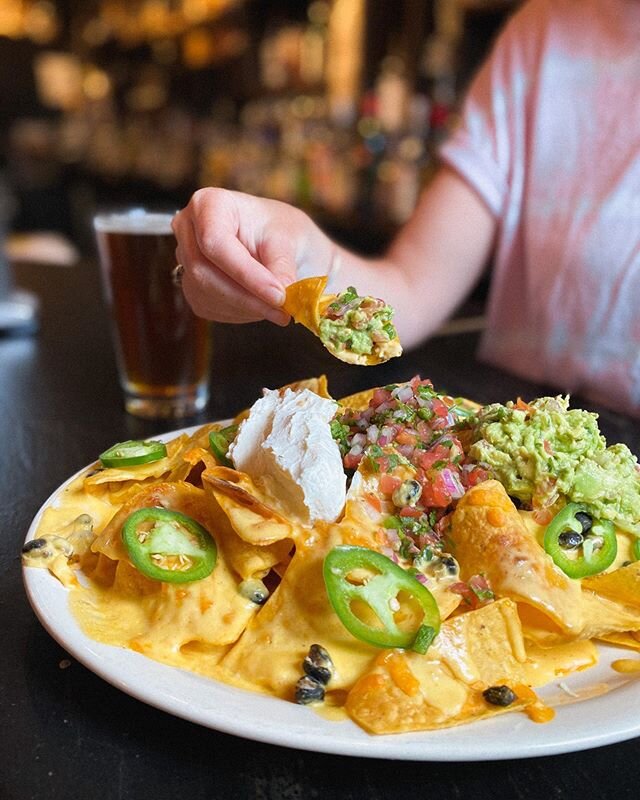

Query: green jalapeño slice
544;502;617;579
99;439;167;468
208;424;239;467
323;545;440;653
122;507;217;583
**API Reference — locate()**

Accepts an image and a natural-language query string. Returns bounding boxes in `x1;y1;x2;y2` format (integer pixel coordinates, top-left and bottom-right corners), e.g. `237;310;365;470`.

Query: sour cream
229;388;346;525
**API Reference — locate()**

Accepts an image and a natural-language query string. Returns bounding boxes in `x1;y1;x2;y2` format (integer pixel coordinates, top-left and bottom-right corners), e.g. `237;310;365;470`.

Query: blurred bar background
0;0;520;259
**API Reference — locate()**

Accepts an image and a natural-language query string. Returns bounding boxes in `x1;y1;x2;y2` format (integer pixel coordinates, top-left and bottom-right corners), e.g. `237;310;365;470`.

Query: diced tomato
399;506;422;518
420;473;451;508
372;388;392;407
434;512;452;537
365;492;382;513
431;398;449;418
465;466;489;487
450;581;475;606
375;456;389;473
416;444;451;470
514;397;531;412
468;574;492;595
452;574;494;609
395;429;418;446
343;453;362;470
379;473;401;495
532;507;556;525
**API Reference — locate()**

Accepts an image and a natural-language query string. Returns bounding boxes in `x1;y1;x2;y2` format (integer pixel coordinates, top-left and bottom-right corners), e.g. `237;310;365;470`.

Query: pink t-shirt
439;0;640;416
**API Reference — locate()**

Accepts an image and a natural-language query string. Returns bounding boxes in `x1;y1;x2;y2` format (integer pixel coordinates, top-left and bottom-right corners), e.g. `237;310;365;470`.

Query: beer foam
93;209;175;235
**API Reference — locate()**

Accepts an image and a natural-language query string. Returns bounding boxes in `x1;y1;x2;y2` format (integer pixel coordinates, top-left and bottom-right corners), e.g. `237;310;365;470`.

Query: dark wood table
2;259;638;800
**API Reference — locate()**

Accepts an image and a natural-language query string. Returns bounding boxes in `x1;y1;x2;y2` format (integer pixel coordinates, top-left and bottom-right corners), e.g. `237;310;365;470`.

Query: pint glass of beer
94;209;211;419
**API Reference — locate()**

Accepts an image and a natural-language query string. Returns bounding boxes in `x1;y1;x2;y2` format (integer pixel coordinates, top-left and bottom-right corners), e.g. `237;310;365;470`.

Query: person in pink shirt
172;0;640;416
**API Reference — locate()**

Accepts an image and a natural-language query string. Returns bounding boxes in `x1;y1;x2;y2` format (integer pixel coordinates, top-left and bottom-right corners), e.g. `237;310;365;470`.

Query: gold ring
171;264;184;286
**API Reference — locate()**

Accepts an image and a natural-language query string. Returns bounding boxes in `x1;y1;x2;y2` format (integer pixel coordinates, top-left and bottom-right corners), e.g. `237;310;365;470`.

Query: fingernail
265;285;286;307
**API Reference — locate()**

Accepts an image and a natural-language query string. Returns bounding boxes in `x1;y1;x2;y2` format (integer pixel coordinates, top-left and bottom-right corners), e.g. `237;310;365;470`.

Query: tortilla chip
84;434;192;502
127;546;259;657
81;480;262;659
338;388;376;410
202;466;299;546
451;481;584;638
203;471;292;580
233;375;331;424
579;591;640;640
521;639;598;685
452;482;640;645
598;632;640;651
582;562;640;609
283;276;402;366
219;464;463;701
218;523;381;698
284;275;328;332
182;422;225;452
90;480;210;562
288;375;331;398
345;598;531;733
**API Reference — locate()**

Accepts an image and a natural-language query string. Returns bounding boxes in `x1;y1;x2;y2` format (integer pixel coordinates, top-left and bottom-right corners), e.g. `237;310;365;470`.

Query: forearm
327;167;496;349
173;167;495;337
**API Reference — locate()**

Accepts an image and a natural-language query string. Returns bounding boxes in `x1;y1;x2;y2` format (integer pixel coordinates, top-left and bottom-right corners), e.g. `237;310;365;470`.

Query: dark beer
95;211;211;418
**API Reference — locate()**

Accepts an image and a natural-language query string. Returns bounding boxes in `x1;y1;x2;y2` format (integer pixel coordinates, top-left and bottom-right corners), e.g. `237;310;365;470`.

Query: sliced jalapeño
323;545;440;653
99;439;167;468
544;502;617;579
122;507;217;583
209;424;238;467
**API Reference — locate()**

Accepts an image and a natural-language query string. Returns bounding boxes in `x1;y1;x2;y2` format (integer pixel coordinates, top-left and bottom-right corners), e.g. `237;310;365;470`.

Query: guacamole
319;287;397;356
469;396;640;534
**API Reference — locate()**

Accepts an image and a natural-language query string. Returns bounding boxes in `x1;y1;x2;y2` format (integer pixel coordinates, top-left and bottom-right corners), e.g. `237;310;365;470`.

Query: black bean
440;555;458;575
574;511;592;534
295;675;325;705
22;538;47;553
558;530;583;550
303;644;334;685
238;579;269;604
392;479;422;508
483;685;517;707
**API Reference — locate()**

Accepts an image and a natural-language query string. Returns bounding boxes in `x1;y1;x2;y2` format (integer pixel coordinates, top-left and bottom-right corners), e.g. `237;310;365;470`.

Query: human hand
172;188;336;325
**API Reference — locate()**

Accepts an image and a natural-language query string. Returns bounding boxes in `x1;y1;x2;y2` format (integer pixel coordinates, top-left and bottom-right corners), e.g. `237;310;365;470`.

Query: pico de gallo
331;376;494;602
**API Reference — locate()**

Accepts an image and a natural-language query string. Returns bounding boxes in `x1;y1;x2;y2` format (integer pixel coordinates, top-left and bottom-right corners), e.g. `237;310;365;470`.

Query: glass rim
93;208;176;235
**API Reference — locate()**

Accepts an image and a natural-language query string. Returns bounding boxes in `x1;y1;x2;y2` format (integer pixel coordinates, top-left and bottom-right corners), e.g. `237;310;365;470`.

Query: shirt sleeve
438;0;548;218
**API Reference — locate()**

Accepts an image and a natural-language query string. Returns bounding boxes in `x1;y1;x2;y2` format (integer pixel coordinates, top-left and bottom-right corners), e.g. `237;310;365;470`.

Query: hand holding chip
171;188;338;326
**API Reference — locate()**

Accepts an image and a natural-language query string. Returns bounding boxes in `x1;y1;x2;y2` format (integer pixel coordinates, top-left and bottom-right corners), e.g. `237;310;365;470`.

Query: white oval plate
23;426;640;761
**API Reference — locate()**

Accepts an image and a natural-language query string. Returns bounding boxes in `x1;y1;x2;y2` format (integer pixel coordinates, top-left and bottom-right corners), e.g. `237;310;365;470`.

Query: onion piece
439;468;465;499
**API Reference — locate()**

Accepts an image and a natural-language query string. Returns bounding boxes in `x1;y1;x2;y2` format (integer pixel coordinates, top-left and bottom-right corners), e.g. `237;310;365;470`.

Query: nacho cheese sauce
611;659;640;675
34;480;603;725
